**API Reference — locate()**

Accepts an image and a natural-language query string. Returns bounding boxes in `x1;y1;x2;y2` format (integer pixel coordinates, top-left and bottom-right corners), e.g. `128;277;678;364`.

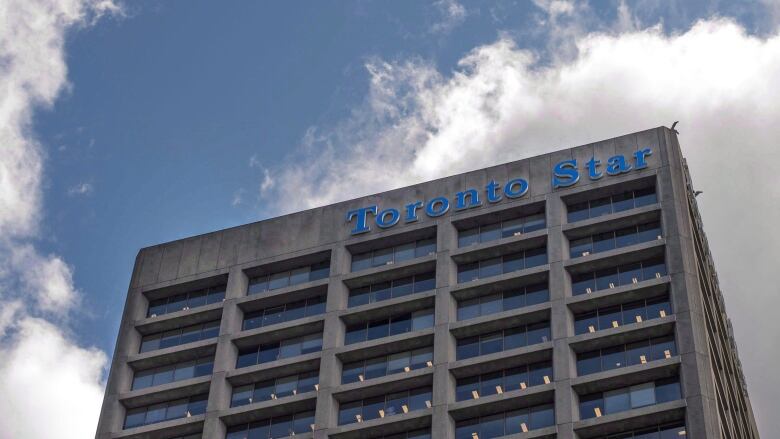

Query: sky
0;0;779;437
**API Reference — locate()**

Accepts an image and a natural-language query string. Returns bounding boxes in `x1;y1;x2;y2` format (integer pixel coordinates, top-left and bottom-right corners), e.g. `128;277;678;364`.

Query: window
457;247;547;283
571;258;667;296
231;370;319;407
567;187;657;223
376;430;431;439
236;333;323;369
456;322;550;360
596;422;686;438
247;261;330;295
574;297;672;335
455;404;555;438
579;378;682;419
457;284;548;320
351;238;436;271
570;222;662;258
132;357;213;390
345;309;434;345
242;296;325;331
342;347;433;384
225;412;315;439
458;212;546;247
147;285;225;318
456;362;552;401
348;272;436;307
338;387;432;425
123;395;208;429
576;336;677;375
139;320;220;353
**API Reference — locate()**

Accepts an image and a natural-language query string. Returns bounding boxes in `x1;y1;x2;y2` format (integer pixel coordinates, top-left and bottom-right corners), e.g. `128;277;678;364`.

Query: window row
225;412;315;439
570;221;662;258
345;309;434;345
132;357;214;390
147;286;225;318
348;272;435;308
579;378;682;420
597;422;686;438
457;284;548;321
456;323;551;360
242;296;326;331
124;394;208;429
237;333;323;369
458;212;545;248
571;258;667;296
577;336;677;376
231;371;319;407
567;187;657;223
338;387;432;425
351;238;436;272
342;347;433;384
457;247;547;284
140;320;220;353
574;297;672;335
377;430;431;439
248;261;330;295
456;362;552;401
454;404;555;439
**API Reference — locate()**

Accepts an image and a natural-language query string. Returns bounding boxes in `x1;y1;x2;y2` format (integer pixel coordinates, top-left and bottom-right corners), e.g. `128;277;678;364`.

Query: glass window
505;367;529;391
275;375;297;398
270;415;293;438
612;191;634;212
345;324;367;345
373;281;392;302
574;311;598;335
598;306;622;331
395;242;416;263
643;260;667;280
505;409;530;435
647;297;672;319
458;298;480;321
577;350;601;375
458;263;479;283
635;188;657;207
412;310;433;331
237;348;258;369
525;247;547;268
411;348;433;370
416;238;436;257
638;222;662;242
124;407;146;429
504;327;526;350
351;252;372;271
456;418;479;439
590;196;613;217
604;387;630;414
481;371;502;397
349;287;371;308
293;411;315;434
309;261;330;281
392;277;414;297
503;289;525;310
414;272;435;292
373;247;394;266
529;404;555;429
248;277;269;295
173;361;195;381
655;378;681;403
387;351;411;374
570;237;593;258
279;338;302;358
651;336;677;361
457;336;479;359
572;272;595;295
289;267;309;286
480;293;502;316
602;346;627;370
595;267;620;290
480;223;502;243
568;202;589;222
526;322;550;345
623;300;647;325
387;314;409;336
479;257;502;278
253;380;274;402
529;362;552;386
626;340;651;366
592;231;616;253
616;226;639;248
147;299;167;317
579;393;604;420
248;421;270;439
502;218;524;237
285;300;306;321
301;334;322;354
481;333;503;355
339;401;361;425
524;214;546;232
408;388;432;411
385;391;408;417
480;413;504;439
342;361;363;384
630;382;656;408
187;290;207;308
232;385;253;407
268;271;290;290
502;252;524;273
619;262;643;286
456;376;479;401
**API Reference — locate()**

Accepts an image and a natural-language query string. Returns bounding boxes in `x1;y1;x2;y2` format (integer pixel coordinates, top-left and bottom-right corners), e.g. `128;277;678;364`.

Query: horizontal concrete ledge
333;367;434;402
448;383;555;421
119;375;212;408
326;409;432;439
450;265;550;297
335;328;435;360
343;222;436;252
449;302;551;339
563;239;666;273
127;339;218;371
561;203;661;234
226;352;322;385
566;277;670;314
341;255;437;287
138;271;229;296
135;302;223;335
111;414;205;439
219;391;317;426
338;291;436;324
231;316;324;348
573;400;686;438
571;356;681;395
235;281;328;313
448;343;553;378
449;229;548;263
567;315;676;353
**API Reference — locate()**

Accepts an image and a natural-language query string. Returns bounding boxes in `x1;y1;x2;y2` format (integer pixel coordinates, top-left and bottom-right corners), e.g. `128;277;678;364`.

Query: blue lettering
486;180;502;203
404;201;423;222
634;148;652;169
376;208;400;228
425;197;450;217
346;205;378;235
606;155;632;175
456;188;481;210
552;159;579;189
586;157;603;180
504;178;529;198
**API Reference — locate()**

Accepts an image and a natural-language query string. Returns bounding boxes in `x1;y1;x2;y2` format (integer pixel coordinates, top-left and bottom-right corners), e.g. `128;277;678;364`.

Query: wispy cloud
264;7;779;434
430;0;467;35
0;0;121;438
67;182;94;196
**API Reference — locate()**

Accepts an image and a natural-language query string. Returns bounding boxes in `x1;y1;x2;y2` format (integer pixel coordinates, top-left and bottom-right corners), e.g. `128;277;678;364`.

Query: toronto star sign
346;148;653;235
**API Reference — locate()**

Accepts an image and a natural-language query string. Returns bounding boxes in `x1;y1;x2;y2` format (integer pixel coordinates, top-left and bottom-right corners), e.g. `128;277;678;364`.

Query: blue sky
3;0;780;437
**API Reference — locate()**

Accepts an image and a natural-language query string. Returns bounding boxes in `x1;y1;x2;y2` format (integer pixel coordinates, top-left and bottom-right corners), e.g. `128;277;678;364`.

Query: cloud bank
265;13;780;435
0;0;119;438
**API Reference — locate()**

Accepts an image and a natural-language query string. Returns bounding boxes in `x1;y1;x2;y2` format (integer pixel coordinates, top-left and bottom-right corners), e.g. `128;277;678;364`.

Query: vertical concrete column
314;246;349;435
547;192;576;439
432;221;457;439
203;266;246;439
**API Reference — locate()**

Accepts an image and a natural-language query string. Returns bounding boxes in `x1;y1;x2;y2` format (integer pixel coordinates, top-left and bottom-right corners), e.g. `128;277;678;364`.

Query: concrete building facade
95;127;759;439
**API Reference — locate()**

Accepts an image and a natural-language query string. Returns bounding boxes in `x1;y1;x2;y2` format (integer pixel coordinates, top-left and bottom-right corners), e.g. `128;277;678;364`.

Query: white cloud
266;15;780;435
431;0;467;35
0;0;120;438
67;182;94;196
